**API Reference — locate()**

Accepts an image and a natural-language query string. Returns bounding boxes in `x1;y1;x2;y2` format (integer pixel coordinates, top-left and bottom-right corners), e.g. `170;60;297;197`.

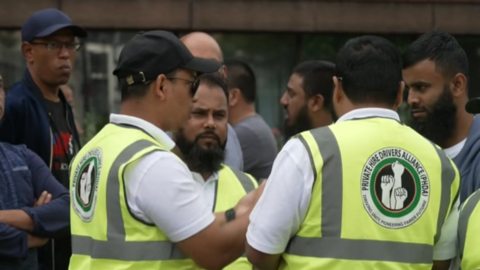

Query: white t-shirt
111;114;215;243
191;172;220;210
444;139;467;159
246;108;458;260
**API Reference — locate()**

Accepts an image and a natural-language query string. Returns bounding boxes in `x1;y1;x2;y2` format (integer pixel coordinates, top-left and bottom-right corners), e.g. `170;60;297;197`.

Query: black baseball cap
113;30;221;86
466;98;480;114
22;8;87;42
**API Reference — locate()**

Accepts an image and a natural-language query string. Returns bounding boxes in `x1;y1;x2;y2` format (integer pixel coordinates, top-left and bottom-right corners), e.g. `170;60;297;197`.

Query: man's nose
58;45;71;59
204;114;216;129
280;92;288;106
407;90;418;107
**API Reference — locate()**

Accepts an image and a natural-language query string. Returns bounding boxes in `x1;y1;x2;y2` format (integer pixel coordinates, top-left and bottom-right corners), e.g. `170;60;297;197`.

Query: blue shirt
0;142;69;269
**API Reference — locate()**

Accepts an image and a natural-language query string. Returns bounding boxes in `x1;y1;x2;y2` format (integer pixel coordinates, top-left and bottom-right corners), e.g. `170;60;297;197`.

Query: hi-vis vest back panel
280;117;459;270
458;189;480;270
215;166;258;270
69;123;193;270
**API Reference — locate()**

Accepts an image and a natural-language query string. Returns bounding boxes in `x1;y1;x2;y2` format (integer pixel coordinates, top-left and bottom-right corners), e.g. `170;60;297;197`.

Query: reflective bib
281;117;459;270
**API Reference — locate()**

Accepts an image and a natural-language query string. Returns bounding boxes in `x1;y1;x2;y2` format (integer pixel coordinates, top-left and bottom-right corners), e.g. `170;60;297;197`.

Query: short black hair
120;83;151;102
119;70;178;102
335;35;402;106
293;60;335;108
198;72;229;104
225;59;256;103
402;30;469;81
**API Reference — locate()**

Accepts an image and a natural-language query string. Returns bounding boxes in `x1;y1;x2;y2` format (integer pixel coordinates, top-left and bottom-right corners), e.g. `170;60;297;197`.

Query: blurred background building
1;0;480;143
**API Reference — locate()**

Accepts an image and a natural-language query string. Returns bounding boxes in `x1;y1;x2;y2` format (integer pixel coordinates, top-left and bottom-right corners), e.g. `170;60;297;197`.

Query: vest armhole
121;148;164;227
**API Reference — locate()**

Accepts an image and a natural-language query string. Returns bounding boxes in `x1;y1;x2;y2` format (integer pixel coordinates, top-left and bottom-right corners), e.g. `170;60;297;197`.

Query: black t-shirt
45;99;77;188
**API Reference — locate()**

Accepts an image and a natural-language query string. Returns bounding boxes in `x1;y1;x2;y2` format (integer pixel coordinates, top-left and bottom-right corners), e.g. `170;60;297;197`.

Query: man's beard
284;104;313;140
408;86;457;146
175;129;226;174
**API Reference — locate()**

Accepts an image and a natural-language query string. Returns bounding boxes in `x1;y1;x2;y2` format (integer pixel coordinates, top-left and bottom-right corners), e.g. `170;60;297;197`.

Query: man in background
225;59;277;180
174;72;257;269
181;31;244;171
403;30;480;203
281;60;336;139
0;8;86;270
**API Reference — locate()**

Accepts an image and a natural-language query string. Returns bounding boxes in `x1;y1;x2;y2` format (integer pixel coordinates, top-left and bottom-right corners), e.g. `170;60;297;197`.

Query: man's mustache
195;131;221;144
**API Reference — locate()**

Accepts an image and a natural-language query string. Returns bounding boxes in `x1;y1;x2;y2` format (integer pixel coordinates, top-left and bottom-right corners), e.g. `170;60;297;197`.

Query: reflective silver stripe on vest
458;190;480;259
72;139;182;261
288;128;455;264
430;144;457;244
231;168;256;193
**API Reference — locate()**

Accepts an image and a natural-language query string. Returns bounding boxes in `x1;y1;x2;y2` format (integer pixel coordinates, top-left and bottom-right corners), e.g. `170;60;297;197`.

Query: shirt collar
109;114;176;151
191;171;220;184
336;108;401;123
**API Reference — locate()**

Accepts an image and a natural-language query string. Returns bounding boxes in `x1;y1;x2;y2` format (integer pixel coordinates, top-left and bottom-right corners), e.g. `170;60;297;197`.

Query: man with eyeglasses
68;30;265;270
0;8;87;270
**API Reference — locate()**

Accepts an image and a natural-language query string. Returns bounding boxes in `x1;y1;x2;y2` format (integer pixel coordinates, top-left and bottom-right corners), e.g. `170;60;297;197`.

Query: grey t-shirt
224;124;244;171
234;114;278;180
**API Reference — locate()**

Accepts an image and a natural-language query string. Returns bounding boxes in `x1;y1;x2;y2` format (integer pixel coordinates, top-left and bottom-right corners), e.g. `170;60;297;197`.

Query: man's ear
154;74;168;101
229;88;241;107
22;42;34;64
451;73;467;98
333;76;343;104
309;94;325;113
394;81;405;110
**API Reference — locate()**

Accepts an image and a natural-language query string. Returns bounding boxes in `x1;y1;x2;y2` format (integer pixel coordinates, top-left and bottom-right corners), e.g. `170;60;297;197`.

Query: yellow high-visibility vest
280;117;459;270
458;189;480;270
69;123;195;269
215;166;258;270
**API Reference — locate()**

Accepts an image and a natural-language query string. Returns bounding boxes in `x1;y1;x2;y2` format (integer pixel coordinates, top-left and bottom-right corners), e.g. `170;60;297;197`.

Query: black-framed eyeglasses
166;77;200;96
29;41;82;52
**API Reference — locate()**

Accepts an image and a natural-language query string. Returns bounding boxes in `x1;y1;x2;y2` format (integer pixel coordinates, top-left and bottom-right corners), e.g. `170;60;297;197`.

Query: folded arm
0;149;69;238
0;221;29;259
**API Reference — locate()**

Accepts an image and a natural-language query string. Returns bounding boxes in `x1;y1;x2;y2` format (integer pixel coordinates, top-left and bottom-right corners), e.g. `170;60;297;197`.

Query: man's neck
119;102;166;130
442;110;473;149
201;172;213;181
311;110;333;129
29;68;60;102
229;103;256;126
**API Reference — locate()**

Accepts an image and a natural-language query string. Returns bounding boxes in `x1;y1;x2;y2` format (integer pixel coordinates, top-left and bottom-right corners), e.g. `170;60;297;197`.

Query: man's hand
34;191;52;207
236;180;267;217
28;234;49;248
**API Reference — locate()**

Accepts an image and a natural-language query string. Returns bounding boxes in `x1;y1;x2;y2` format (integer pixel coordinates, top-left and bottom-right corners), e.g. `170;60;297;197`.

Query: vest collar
336;108;400;123
109;114;175;151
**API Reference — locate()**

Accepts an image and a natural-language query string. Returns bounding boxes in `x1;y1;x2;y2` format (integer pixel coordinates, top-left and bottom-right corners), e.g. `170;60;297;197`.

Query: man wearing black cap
0;8;87;270
68;30;265;270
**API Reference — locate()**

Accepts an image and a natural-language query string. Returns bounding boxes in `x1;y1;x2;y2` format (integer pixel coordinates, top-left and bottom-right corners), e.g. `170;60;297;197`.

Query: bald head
181;32;224;62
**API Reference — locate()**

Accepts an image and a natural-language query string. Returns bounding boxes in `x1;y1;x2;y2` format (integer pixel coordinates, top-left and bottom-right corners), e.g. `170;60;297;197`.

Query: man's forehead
194;85;227;107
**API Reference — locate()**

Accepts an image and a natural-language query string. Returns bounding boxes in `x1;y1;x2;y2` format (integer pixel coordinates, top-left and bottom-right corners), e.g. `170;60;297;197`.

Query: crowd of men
0;6;479;270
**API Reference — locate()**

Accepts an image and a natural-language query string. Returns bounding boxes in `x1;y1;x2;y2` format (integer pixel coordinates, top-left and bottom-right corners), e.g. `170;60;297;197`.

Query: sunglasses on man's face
166;77;200;96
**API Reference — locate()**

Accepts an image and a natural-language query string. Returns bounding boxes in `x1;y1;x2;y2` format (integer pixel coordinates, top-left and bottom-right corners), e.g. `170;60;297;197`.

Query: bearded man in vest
68;30;265;270
173;72;258;269
246;35;460;270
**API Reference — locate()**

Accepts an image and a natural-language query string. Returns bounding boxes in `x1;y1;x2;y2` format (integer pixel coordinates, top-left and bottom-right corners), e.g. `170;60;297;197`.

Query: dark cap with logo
466;98;480;114
113;30;221;86
22;8;87;42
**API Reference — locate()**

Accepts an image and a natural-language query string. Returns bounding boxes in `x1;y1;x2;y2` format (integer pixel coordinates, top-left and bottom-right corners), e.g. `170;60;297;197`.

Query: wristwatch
225;208;236;222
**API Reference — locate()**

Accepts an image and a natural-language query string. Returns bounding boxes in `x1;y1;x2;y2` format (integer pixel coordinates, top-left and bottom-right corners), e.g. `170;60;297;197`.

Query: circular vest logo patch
361;148;430;229
71;148;103;222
